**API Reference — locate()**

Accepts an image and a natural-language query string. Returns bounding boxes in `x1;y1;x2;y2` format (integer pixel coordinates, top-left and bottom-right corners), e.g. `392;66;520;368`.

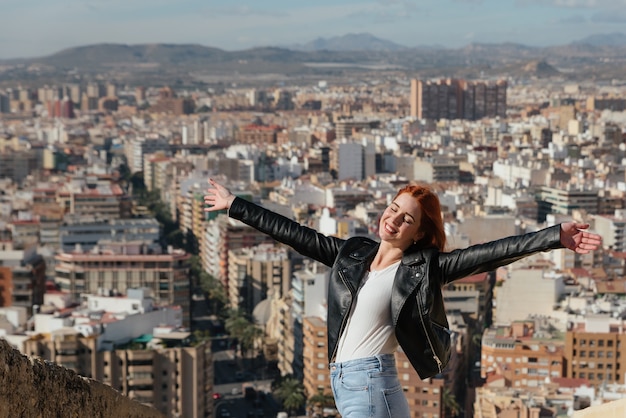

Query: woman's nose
391;213;403;225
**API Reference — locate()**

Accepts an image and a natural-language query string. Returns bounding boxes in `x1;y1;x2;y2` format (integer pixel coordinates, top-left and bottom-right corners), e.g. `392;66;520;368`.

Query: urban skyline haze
2;0;626;59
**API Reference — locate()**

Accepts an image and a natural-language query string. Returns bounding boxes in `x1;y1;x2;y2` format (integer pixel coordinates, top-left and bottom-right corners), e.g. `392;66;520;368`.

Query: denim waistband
329;353;396;372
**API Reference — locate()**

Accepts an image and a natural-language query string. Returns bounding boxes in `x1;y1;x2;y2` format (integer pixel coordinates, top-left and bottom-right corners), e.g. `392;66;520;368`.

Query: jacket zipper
330;268;357;362
416;293;443;374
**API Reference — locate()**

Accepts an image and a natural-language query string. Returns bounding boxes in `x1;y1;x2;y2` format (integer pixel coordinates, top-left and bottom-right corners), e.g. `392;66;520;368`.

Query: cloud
558;14;587;23
347;0;424;22
591;11;626;22
203;5;289;18
517;0;626;8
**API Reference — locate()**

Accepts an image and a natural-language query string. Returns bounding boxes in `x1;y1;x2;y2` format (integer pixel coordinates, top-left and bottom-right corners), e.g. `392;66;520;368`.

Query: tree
199;271;227;315
274;376;305;417
442;387;461;417
189;255;228;316
224;309;263;359
307;390;335;418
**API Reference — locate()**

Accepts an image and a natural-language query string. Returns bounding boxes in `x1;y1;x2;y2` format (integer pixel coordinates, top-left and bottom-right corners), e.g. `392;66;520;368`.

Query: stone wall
0;339;165;418
573;398;626;418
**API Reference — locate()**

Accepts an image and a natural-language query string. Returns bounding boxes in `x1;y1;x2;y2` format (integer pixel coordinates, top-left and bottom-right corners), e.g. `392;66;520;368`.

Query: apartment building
536;185;599;223
0;149;40;184
565;322;626;387
336;140;365;181
149;87;194;116
594;210;626;253
410;78;507;121
474;384;580;418
55;176;130;219
20;291;212;418
302;315;331;398
481;320;565;388
288;263;329;381
125;134;171;174
102;339;212;418
444;271;493;328
201;215;275;292
0;245;46;315
396;349;445;418
267;292;297;377
237;123;284;145
412;157;460;183
54;243;191;325
59;216;160;252
227;244;291;315
495;265;565;326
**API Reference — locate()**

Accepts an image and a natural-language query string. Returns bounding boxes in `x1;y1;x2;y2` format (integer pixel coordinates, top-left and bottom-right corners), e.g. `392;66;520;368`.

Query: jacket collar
402;249;426;266
346;242;426;266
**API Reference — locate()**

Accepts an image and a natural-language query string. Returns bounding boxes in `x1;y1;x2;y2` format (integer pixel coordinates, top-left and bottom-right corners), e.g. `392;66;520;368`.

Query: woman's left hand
560;222;602;254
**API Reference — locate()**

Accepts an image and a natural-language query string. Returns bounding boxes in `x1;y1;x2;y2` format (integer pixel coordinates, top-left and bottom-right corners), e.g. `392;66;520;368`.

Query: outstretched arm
560;222;602;254
203;178;344;267
204;178;236;212
439;222;603;284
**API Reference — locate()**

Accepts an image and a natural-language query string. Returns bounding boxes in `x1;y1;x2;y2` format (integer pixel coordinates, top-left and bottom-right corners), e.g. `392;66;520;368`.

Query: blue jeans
329;354;410;418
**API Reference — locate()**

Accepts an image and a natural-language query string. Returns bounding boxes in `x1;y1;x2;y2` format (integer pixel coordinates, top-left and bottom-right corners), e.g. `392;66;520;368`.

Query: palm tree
189;255;227;316
199;270;227;315
442;387;461;417
307;390;335;417
224;309;264;359
274;376;305;417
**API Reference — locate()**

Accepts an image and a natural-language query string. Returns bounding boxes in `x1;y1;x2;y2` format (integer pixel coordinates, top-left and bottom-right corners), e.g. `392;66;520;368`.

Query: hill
1;32;625;85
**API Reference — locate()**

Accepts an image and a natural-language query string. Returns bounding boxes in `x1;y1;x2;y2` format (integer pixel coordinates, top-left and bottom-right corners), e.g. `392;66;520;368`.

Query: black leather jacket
228;196;564;378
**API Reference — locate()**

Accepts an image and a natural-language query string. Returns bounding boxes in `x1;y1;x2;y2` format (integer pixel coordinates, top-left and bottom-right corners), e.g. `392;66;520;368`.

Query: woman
204;178;602;418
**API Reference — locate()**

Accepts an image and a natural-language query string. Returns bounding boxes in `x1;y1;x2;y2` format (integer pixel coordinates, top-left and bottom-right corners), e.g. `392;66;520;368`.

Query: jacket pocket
417;294;452;375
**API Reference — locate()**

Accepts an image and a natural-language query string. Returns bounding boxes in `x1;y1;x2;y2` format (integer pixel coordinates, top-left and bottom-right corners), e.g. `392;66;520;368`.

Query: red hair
395;184;446;251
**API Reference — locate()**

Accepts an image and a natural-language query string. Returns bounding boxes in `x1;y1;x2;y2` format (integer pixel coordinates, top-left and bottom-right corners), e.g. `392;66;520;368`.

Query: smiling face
378;192;423;250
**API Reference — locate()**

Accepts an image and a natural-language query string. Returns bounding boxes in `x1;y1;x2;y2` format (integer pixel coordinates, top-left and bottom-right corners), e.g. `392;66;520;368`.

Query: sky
1;0;625;59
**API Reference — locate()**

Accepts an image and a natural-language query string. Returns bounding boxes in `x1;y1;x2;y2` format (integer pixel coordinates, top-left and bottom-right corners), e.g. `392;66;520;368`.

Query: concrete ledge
0;339;165;418
573;398;626;418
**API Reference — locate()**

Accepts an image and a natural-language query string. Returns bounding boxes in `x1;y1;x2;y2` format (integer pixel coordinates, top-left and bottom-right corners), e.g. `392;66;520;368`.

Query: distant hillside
1;32;626;85
288;33;408;51
573;32;626;47
522;60;560;77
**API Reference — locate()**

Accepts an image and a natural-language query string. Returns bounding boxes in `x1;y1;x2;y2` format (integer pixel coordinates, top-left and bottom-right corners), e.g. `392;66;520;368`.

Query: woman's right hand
204;178;235;212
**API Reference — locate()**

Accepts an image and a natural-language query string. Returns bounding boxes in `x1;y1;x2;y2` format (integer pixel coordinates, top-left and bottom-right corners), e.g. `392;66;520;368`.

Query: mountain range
1;32;625;85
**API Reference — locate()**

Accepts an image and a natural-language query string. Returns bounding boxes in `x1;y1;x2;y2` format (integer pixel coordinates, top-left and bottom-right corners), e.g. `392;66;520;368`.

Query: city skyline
1;0;625;59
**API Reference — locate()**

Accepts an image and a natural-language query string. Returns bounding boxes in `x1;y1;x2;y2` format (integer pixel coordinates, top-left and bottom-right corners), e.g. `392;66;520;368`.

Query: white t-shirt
334;261;401;363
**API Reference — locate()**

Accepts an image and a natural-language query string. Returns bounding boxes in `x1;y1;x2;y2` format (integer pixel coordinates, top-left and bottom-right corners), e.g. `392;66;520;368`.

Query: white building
337;140;364;181
495;263;565;326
